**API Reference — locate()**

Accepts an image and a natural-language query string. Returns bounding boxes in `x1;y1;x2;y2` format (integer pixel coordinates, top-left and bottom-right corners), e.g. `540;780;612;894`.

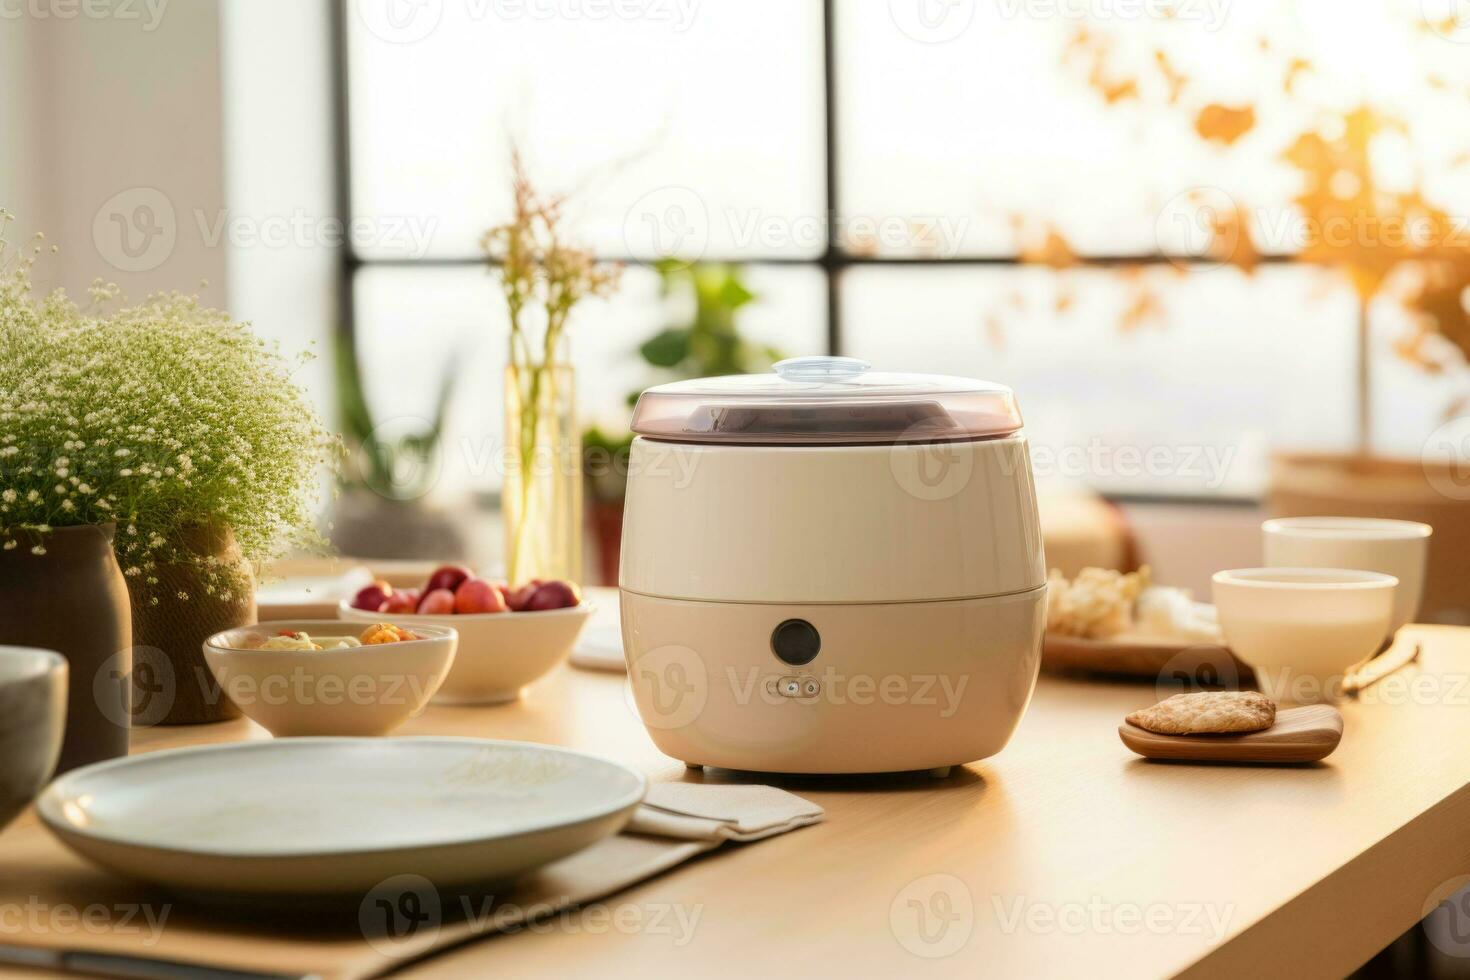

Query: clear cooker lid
629;357;1024;445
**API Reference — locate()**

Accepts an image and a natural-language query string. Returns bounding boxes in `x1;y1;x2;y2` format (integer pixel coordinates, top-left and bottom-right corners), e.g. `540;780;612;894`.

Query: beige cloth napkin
2;783;822;980
369;783;824;977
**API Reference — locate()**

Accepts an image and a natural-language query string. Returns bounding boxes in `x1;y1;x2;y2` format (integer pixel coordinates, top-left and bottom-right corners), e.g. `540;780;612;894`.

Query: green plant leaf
424;353;460;444
332;328;390;489
640;327;692;368
718;274;755;311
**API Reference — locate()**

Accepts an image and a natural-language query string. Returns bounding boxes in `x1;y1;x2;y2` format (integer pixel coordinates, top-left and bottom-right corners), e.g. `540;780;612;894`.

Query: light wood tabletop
5;619;1470;979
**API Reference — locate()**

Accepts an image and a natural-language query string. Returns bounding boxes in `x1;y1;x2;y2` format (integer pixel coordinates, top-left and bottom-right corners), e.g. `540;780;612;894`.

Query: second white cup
1261;517;1430;637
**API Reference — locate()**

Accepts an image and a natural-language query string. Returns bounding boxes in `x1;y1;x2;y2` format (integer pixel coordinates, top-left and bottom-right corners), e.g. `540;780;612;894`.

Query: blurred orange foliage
1002;18;1470;396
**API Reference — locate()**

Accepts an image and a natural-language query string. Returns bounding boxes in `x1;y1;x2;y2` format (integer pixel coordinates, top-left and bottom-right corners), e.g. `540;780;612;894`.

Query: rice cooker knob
771;619;821;666
773;356;871;383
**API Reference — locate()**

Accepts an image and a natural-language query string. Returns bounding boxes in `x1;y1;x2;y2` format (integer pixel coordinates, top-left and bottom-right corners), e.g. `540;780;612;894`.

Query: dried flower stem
482;153;621;582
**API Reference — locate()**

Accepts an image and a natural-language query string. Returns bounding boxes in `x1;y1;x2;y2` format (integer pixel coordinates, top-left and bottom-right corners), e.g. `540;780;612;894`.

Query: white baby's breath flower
1;246;338;603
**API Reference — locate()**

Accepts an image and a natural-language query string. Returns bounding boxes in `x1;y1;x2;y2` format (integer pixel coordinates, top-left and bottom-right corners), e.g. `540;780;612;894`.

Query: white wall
4;1;229;303
218;0;336;409
0;0;338;406
0;15;40;241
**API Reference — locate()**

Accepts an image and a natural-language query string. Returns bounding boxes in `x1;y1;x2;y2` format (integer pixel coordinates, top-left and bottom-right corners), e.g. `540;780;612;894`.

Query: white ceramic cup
1262;517;1430;638
1212;567;1396;704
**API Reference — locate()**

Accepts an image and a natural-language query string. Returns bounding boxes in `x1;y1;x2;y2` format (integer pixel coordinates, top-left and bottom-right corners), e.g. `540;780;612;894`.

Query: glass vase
503;359;581;586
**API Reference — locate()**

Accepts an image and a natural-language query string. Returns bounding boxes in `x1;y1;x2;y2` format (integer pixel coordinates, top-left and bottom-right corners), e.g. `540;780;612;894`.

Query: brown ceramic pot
0;524;131;773
126;523;256;725
588;498;624;587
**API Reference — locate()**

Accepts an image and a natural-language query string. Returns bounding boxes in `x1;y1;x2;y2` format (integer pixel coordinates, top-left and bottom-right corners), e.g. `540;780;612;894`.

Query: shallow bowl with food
202;620;457;737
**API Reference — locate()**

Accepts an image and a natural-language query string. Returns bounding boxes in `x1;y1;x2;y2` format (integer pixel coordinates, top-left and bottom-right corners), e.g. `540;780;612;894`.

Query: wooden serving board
1118;704;1344;764
1043;632;1254;682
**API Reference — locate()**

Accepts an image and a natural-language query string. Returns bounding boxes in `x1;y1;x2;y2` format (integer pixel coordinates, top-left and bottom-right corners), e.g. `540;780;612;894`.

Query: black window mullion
822;0;841;356
330;0;356;347
330;0;1289;356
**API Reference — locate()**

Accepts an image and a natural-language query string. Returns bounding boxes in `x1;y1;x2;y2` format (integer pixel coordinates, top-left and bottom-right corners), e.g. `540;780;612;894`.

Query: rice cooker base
620;588;1045;775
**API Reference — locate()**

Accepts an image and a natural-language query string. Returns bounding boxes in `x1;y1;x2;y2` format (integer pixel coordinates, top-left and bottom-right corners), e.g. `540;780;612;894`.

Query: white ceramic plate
39;738;646;895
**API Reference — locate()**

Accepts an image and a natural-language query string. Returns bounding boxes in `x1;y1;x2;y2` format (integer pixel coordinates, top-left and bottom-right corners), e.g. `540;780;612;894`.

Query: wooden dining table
5;610;1470;978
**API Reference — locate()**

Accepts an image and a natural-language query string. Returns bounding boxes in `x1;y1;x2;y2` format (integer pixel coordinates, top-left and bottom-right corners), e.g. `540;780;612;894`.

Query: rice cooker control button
771;619;821;666
778;677;803;698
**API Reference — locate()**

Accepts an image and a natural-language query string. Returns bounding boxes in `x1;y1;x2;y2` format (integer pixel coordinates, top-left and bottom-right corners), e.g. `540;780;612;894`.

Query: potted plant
330;324;469;560
0;214;338;728
582;261;785;584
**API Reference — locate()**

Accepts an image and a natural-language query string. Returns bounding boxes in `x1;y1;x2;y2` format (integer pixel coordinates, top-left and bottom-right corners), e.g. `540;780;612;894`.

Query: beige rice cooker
620;356;1046;775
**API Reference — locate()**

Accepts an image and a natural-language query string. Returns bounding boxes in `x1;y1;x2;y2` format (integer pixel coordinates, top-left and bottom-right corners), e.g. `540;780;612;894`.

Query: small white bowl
0;647;67;831
338;600;593;705
202;620;457;737
1212;567;1397;704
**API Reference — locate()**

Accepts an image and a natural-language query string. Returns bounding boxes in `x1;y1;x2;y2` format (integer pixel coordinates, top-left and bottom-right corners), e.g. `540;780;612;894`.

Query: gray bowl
0;647;67;832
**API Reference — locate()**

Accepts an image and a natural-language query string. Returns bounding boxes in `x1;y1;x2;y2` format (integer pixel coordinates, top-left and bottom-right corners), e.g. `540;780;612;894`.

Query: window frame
328;0;1275;505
